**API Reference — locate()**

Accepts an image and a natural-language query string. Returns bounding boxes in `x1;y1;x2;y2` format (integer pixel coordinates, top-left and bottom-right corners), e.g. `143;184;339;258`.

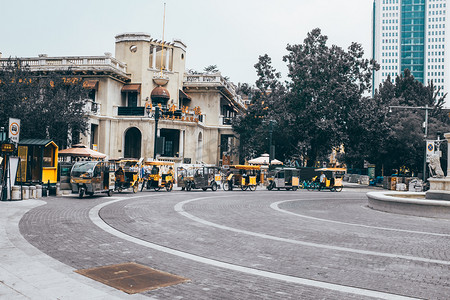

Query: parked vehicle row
70;159;346;198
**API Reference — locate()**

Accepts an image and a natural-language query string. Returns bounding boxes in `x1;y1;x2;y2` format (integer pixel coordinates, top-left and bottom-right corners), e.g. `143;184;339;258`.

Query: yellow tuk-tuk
110;158;142;193
266;168;300;191
314;167;346;192
223;165;260;191
141;161;174;192
70;161;115;198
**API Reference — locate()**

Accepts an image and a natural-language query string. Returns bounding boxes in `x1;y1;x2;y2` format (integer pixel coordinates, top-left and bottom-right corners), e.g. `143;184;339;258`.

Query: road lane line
89;197;418;300
174;198;450;266
271;199;450;237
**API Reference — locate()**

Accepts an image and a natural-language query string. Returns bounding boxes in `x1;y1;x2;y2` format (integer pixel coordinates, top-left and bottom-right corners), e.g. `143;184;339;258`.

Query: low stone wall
366;191;450;219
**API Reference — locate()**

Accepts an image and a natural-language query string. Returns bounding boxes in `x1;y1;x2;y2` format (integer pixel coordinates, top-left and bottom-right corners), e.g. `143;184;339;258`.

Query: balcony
184;73;246;110
2;54;130;81
115;106;204;123
118;106;145;116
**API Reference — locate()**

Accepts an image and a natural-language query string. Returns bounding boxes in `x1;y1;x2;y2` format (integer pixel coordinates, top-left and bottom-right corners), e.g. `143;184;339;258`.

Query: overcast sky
0;0;374;84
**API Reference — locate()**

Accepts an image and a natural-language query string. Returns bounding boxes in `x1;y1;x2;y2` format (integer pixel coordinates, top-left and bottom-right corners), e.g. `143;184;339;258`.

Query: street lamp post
263;119;277;165
389;105;432;181
146;104;161;160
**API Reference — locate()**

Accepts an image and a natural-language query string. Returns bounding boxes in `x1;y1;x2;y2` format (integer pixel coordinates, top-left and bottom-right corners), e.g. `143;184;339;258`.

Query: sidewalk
0;199;147;300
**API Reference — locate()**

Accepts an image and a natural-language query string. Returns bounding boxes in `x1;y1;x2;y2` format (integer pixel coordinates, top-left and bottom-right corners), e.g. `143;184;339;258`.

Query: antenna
160;2;166;76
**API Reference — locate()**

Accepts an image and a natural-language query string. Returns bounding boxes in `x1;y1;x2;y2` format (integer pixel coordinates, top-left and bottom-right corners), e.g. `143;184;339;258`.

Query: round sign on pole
8;118;20;144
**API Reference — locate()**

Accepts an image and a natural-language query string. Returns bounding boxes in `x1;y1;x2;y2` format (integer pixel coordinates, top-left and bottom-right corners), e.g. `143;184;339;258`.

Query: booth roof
19;138;55;147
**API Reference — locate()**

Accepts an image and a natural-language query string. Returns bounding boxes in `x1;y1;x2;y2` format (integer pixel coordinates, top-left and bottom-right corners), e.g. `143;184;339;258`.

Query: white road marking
174;198;450;266
89;196;419;300
271;199;450;237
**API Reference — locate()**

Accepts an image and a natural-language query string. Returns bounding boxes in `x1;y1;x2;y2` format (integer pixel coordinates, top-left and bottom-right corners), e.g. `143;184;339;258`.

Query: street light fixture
388;105;432;181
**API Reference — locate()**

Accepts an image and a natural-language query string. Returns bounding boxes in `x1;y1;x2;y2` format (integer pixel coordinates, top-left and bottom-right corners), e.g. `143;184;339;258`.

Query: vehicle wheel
249;185;256;191
211;182;218;191
286;188;291;191
186;182;192;191
107;190;113;197
267;181;274;191
335;186;343;192
223;182;230;191
118;187;123;193
292;186;298;191
133;183;138;193
241;185;248;191
166;182;173;192
78;187;85;198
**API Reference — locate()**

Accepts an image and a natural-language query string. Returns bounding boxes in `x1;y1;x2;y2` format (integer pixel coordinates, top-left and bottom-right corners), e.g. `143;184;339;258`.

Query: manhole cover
75;262;189;294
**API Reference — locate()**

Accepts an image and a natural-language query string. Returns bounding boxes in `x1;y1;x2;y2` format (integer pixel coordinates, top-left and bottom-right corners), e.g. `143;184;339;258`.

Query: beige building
6;33;245;165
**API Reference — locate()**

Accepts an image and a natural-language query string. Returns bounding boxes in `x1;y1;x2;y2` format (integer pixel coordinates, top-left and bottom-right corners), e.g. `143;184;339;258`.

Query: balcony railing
118;106;145;116
184;73;246;109
116;106;204;123
1;54;128;75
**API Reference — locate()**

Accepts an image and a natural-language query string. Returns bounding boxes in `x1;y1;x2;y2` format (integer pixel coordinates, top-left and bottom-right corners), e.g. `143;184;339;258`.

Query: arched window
124;127;142;158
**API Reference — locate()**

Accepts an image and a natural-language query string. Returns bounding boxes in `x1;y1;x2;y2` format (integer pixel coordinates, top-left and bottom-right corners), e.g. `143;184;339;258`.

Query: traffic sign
8;118;20;144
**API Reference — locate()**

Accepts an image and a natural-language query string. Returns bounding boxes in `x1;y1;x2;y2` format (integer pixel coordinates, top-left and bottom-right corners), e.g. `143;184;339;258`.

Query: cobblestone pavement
16;187;450;299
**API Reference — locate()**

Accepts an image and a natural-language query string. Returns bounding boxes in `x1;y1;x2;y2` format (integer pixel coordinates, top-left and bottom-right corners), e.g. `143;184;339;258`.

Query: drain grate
75;262;189;294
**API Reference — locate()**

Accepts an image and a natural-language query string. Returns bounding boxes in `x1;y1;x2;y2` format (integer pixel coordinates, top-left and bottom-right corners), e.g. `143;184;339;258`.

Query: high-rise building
372;0;449;106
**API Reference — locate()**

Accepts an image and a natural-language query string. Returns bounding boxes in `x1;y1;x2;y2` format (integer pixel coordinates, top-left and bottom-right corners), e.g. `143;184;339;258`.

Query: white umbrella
248;153;283;165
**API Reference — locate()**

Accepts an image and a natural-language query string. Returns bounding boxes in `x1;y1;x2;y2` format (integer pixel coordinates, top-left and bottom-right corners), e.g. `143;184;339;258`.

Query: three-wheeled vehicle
176;164;203;190
184;165;221;191
141;161;174;192
223;165;260;191
70;161;115;198
110;158;142;193
266;168;300;191
314;167;346;192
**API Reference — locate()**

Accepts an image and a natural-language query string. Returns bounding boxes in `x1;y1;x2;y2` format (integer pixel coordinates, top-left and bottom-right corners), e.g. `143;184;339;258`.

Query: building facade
372;0;449;104
1;33;245;165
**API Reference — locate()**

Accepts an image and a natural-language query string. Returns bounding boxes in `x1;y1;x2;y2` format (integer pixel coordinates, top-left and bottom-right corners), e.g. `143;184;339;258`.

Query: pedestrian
319;172;326;190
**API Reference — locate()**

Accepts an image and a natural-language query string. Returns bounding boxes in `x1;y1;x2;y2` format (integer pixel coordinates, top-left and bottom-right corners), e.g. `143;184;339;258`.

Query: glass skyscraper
372;0;449;105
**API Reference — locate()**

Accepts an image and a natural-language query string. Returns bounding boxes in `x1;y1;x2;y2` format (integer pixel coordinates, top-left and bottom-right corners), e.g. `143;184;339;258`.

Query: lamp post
262;119;277;165
388;105;432;181
146;104;161;160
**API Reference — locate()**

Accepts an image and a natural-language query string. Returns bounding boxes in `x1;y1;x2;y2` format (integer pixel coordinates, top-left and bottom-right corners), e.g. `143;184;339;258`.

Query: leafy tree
0;58;89;148
282;28;377;165
233;54;292;162
364;70;449;176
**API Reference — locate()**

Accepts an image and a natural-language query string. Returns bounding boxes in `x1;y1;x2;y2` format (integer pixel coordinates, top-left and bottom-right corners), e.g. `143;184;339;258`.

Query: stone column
179;130;184;158
445;133;450;177
166;47;170;71
152;46;157;69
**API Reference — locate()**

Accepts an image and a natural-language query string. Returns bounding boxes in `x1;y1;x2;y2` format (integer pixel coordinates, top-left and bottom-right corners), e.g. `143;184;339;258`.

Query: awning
179;89;191;100
83;80;98;90
19;138;56;148
122;83;141;93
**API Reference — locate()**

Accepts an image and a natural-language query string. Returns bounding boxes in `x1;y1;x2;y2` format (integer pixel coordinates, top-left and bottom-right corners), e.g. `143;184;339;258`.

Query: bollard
56;183;62;196
29;186;37;199
42;186;48;197
36;185;42;198
22;186;30;200
11;186;21;200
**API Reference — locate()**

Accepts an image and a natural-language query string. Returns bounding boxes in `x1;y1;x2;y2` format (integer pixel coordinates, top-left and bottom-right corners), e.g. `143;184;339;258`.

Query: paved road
3;187;450;299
